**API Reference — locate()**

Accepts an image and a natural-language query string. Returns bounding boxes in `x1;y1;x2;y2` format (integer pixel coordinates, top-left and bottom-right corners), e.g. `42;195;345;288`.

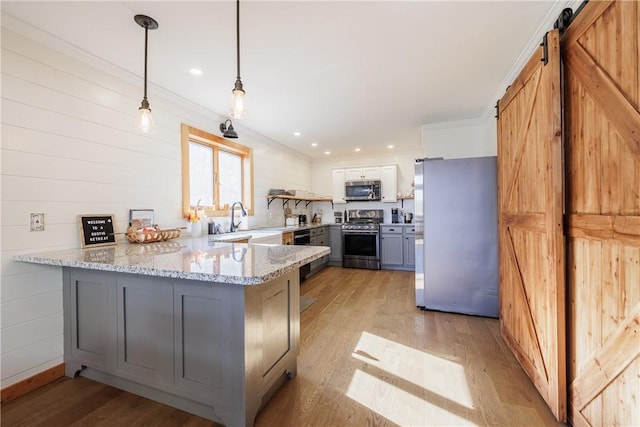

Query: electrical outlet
30;213;45;231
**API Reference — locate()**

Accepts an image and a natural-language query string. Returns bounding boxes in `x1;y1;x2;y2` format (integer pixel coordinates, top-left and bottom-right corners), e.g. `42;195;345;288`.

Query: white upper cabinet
332;169;346;203
345;167;381;181
381;165;397;203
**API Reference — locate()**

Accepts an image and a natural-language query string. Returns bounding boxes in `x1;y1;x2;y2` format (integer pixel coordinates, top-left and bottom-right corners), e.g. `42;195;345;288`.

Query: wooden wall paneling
497;29;566;421
563;0;640;425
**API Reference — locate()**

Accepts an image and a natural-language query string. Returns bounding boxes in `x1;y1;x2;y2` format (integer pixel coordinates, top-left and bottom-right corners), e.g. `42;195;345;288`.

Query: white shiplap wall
0;28;311;388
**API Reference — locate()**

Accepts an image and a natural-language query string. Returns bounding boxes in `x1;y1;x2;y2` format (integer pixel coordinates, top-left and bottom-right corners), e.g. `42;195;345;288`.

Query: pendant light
229;0;247;119
134;14;159;133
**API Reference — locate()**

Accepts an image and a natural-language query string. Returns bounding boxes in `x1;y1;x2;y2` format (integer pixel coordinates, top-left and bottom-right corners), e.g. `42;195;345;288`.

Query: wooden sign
77;214;116;248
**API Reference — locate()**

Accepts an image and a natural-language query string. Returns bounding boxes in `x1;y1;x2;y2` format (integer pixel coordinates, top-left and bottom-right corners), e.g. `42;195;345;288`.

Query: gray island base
14;237;330;427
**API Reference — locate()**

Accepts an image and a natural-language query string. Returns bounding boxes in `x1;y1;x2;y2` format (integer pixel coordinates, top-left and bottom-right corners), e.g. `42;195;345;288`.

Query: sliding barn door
563;1;640;425
497;29;566;421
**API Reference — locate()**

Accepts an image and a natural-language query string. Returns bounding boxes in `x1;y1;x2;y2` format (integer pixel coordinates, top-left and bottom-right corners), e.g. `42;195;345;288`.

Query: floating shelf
267;195;333;209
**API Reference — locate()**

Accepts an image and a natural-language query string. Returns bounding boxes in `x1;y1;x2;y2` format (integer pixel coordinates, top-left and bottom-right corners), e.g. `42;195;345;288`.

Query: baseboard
1;363;65;403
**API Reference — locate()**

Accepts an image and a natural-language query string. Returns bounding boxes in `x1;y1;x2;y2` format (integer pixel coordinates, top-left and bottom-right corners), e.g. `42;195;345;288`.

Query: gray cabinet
328;225;342;265
64;267;300;427
309;226;329;274
117;276;174;386
381;224;415;270
173;282;234;402
403;225;416;267
66;269;117;371
380;225;404;267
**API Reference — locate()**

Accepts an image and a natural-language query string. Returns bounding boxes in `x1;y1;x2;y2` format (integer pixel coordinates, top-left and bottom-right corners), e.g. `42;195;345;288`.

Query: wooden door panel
564;1;640;425
497;29;565;421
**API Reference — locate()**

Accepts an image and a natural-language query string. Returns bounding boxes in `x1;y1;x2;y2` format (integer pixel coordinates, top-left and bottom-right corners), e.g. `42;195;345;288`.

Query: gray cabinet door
116;276;174;387
66;269;117;371
404;235;415;267
173;283;236;405
316;227;329;267
328;226;342;263
381;234;403;266
309;235;320;270
309;226;329;271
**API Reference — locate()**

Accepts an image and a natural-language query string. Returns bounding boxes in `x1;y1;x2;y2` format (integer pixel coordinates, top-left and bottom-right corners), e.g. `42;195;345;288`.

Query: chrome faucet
229;201;247;233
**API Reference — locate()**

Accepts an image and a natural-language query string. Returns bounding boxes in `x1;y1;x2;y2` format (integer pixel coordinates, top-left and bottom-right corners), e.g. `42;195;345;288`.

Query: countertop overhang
13;236;330;285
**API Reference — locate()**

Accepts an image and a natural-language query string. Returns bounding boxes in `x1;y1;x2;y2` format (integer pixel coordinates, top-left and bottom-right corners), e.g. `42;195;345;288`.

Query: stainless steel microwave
345;180;381;201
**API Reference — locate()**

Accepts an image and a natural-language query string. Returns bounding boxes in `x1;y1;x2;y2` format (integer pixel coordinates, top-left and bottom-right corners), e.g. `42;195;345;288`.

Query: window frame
181;123;253;218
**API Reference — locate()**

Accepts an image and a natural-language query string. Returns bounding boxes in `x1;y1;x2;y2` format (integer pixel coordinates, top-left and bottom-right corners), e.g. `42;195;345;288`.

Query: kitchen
2;1;638;426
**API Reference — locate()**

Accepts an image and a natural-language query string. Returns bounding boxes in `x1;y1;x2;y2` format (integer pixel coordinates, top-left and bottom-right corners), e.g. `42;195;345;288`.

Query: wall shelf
267;195;333;209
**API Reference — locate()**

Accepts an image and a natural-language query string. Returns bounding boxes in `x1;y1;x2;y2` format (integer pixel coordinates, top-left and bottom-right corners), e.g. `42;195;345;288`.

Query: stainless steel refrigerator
414;156;498;318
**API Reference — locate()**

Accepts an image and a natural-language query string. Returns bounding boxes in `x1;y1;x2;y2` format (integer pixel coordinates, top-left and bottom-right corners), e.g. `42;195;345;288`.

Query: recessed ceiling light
387;144;394;149
324;151;330;155
311;142;318;147
354;148;361;152
293;132;301;136
189;68;203;76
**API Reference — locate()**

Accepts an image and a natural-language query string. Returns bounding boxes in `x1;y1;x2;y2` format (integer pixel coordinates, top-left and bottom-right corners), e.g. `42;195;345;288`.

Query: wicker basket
126;226;181;244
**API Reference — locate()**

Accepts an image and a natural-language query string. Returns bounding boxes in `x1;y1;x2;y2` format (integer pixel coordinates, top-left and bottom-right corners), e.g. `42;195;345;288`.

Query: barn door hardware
495;100;500;119
553;7;574;34
541;32;549;65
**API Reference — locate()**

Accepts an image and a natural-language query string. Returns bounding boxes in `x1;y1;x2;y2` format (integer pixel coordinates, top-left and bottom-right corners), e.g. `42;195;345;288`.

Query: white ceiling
2;1;563;159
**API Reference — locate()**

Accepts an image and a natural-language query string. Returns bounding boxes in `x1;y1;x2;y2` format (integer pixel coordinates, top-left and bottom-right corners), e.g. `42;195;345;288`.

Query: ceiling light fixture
220;119;238;139
134;14;158;133
229;0;247;119
189;68;203;76
388;144;394;149
293;132;301;136
311;143;318;147
324;151;331;155
355;148;361;152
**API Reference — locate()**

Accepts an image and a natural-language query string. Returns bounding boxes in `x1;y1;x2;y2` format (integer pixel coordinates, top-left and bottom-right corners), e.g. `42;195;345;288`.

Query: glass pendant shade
136;104;154;133
229;87;247;119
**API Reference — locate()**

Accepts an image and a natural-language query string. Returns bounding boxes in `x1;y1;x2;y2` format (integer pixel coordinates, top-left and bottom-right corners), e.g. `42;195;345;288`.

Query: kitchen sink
209;230;283;245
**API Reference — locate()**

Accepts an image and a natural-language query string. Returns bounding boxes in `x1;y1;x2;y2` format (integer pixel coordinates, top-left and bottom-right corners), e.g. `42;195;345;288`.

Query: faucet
229;201;247;233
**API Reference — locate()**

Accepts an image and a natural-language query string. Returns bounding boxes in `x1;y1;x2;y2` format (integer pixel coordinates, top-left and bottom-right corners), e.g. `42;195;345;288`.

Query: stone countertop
13;236;330;286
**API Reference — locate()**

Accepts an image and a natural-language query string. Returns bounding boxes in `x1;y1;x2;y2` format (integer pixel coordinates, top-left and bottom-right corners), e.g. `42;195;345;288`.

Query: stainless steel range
342;209;383;270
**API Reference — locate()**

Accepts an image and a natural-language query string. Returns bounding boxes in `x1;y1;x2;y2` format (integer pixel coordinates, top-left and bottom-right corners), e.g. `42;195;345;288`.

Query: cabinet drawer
310;228;320;237
380;225;402;234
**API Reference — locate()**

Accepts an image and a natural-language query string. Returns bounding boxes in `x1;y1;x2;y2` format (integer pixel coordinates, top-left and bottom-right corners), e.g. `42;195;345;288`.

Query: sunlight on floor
346;331;477;426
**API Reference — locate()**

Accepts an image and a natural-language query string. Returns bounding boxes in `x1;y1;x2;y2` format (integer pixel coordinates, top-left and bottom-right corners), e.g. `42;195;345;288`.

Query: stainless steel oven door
342;230;380;270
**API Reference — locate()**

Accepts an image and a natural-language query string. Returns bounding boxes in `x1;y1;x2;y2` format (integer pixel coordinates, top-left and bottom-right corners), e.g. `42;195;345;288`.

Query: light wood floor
2;267;564;426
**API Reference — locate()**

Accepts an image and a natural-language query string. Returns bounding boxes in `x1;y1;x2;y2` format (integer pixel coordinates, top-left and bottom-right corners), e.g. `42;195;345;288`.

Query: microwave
345;180;381;201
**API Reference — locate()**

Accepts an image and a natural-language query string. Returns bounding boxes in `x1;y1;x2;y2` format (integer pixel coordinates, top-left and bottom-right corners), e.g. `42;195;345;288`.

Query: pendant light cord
143;24;149;101
236;0;241;81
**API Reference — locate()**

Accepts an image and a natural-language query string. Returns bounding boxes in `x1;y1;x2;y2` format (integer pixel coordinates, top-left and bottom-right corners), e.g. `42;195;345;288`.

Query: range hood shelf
266;195;333;209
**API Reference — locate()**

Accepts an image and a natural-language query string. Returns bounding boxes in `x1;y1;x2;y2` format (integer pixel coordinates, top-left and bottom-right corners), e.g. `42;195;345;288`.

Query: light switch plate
30;213;45;231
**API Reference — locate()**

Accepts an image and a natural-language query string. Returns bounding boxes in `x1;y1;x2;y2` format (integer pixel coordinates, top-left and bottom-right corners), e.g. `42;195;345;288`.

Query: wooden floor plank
1;267;563;427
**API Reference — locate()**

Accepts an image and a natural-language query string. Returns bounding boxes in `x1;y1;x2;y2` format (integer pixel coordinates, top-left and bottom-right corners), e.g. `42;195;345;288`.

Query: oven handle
342;231;379;235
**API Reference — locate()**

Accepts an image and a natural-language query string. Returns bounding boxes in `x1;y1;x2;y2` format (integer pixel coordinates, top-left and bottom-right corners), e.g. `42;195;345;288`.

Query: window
181;124;253;217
